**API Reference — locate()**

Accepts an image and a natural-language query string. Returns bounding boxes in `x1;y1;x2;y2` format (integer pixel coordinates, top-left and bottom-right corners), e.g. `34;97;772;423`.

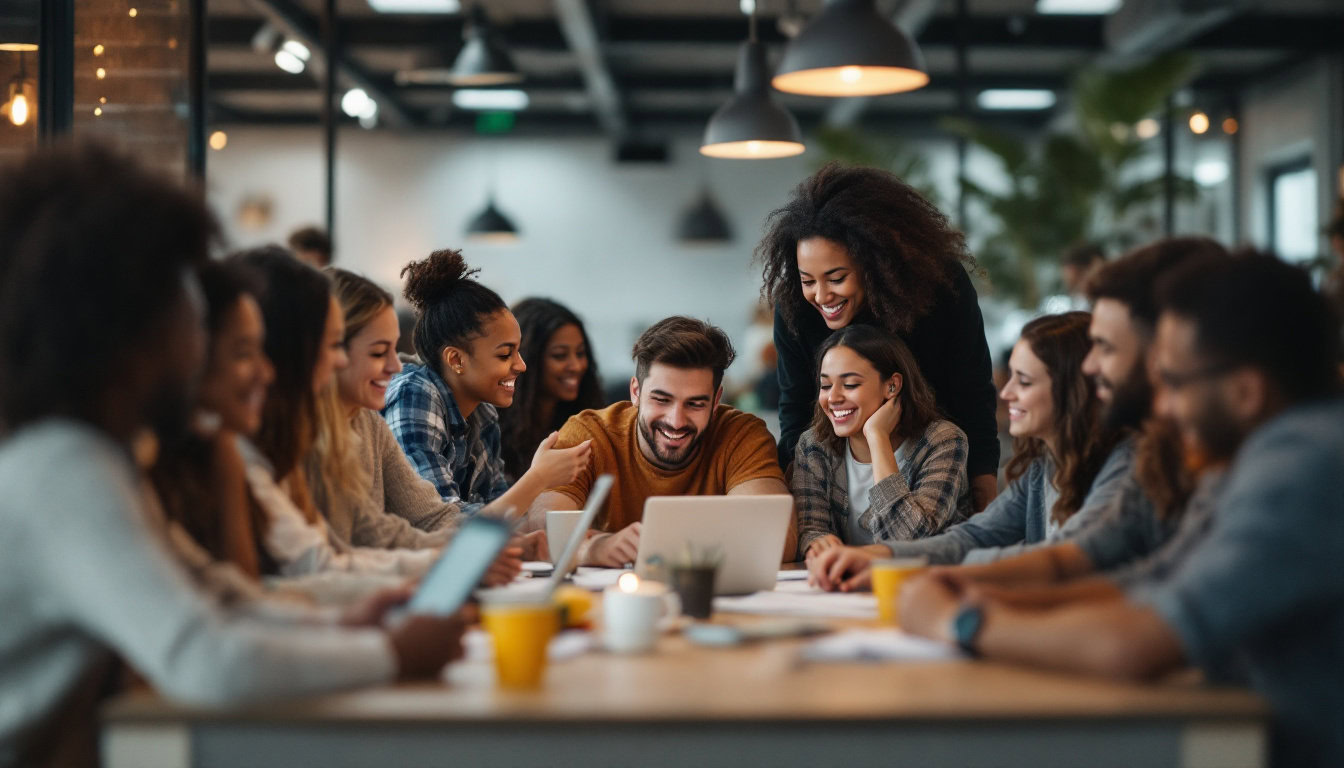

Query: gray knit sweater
307;409;463;551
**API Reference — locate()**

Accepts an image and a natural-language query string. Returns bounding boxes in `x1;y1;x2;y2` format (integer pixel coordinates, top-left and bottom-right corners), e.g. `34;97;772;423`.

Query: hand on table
388;612;468;681
808;545;877;592
805;534;843;562
584;522;641;567
898;572;965;643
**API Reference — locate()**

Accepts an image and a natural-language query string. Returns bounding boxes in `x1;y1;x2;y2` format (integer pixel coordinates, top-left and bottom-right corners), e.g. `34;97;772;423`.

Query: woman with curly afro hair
759;163;1000;511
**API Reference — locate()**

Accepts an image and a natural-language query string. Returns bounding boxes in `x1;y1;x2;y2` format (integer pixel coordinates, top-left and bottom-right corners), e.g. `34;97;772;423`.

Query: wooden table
102;612;1267;768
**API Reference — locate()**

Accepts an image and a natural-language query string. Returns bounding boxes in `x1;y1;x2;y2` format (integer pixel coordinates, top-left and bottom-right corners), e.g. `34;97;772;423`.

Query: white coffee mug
546;509;586;575
602;575;680;654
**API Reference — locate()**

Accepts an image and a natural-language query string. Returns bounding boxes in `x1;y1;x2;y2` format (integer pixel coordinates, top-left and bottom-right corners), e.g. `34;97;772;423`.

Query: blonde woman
309;267;544;559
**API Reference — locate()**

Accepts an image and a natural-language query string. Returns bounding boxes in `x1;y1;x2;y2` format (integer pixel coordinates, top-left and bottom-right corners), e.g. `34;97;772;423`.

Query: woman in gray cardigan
793;325;972;560
810;312;1126;590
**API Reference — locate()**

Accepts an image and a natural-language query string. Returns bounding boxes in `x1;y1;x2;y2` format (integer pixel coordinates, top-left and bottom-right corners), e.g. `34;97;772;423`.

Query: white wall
206;127;998;384
206;127;821;383
1238;54;1344;253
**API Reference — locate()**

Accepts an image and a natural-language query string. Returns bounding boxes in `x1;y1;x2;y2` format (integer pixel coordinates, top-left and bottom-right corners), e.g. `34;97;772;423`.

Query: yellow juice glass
871;557;928;626
480;602;560;688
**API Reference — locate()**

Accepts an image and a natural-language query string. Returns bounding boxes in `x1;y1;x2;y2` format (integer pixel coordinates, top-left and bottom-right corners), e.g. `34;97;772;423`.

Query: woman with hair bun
385;249;592;520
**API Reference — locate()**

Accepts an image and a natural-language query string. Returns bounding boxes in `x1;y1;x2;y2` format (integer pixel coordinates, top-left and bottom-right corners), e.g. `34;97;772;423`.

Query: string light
209;131;228;150
1222;117;1239;135
128;7;138;17
93;106;103;116
93;44;105;56
1188;111;1210;135
95;67;106;80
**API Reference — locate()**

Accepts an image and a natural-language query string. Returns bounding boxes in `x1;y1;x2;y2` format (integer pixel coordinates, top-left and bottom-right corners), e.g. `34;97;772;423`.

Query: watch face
954;604;984;654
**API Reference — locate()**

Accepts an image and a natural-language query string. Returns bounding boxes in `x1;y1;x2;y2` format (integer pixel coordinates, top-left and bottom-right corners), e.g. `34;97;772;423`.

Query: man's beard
1101;362;1153;433
1190;393;1248;464
637;414;702;470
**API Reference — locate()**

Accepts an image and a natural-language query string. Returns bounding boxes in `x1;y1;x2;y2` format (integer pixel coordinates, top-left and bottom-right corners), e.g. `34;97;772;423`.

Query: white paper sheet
571;567;630;591
713;579;878;620
800;629;964;663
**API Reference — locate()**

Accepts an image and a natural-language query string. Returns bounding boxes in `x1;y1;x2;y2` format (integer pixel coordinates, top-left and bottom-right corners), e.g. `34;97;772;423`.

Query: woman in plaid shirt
384;249;592;520
793;325;972;562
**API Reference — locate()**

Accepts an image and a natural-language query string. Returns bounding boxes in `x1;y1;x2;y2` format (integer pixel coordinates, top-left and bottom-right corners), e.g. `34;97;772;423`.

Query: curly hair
0;142;216;432
805;325;942;456
401;249;507;373
498;298;604;480
1003;312;1121;524
757;162;971;335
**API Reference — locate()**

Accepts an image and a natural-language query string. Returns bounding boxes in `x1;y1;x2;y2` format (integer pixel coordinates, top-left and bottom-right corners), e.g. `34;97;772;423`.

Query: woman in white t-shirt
792;324;972;561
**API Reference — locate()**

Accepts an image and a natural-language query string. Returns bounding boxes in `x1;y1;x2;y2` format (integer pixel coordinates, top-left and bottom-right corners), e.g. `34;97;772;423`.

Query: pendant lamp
449;4;522;86
772;0;928;98
465;197;520;243
677;189;733;244
700;13;803;159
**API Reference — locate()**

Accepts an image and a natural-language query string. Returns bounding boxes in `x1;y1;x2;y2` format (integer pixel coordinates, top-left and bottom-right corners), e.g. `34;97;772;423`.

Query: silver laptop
634;495;793;596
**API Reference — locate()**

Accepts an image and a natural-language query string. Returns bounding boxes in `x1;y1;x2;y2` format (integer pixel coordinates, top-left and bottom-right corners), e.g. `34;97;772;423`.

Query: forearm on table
523;490;574;532
974;598;1184;680
954;542;1094;586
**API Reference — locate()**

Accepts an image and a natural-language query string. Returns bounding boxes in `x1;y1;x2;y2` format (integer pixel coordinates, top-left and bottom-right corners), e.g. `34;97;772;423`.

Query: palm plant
947;53;1201;307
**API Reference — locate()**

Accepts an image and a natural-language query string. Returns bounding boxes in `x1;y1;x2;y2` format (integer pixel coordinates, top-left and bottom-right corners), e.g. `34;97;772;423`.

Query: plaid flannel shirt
382;362;508;513
791;418;972;553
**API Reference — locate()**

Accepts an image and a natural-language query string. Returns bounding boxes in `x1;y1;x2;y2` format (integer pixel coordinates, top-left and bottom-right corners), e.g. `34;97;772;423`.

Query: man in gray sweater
0;144;466;768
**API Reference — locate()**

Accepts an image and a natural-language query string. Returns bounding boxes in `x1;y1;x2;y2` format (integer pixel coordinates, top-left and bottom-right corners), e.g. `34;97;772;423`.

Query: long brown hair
806;325;941;456
236;246;333;523
1003;312;1119;523
498;297;604;480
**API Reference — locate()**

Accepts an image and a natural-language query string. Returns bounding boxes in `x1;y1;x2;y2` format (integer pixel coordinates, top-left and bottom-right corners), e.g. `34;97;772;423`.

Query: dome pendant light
700;12;804;159
772;0;929;98
450;4;522;86
677;188;733;244
465;196;520;243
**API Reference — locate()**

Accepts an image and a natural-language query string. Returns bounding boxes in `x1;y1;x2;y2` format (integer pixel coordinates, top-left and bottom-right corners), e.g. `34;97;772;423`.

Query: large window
1268;159;1318;263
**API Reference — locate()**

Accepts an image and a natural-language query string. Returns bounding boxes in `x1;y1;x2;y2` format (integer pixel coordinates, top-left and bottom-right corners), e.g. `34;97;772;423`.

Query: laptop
634;495;793;596
478;474;614;602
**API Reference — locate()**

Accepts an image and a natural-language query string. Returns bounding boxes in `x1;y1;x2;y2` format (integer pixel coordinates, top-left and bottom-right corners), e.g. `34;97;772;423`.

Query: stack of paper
800;629;964;663
713;579;878;620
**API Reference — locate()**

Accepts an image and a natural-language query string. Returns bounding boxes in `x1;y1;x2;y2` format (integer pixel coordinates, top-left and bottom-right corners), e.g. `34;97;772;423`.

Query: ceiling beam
552;0;626;136
209;13;1343;52
244;0;416;128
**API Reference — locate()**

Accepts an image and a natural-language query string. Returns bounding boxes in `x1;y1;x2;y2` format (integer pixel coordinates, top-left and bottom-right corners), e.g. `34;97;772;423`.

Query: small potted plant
667;543;724;620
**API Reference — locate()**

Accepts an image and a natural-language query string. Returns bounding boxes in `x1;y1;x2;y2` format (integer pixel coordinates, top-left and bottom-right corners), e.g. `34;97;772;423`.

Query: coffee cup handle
661;591;681;620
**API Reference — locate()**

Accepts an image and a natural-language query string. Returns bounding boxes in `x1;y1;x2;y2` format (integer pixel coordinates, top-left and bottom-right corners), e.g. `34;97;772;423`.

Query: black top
773;265;1000;478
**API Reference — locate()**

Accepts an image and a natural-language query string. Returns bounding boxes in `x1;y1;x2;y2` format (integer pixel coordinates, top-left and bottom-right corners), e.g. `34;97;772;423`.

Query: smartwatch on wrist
951;602;985;657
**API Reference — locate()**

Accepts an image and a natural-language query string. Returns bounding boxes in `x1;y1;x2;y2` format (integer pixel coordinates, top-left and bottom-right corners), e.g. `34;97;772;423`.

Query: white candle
603;576;676;653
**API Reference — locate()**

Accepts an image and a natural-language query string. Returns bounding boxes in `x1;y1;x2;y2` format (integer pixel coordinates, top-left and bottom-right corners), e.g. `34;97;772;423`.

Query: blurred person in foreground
0;145;466;768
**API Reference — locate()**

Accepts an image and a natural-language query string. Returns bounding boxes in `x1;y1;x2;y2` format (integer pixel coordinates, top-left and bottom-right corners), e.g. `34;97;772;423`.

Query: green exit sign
475;111;516;134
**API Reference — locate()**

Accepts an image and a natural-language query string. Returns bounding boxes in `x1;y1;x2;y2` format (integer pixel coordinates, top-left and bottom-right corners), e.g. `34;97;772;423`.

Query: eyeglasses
1155;362;1236;391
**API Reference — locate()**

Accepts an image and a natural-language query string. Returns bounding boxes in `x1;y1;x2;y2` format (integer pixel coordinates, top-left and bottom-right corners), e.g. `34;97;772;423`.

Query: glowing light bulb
1222;117;1238;135
9;92;29;126
95;67;106;80
93;44;104;56
746;140;762;154
128;7;138;17
1188;111;1209;135
840;66;863;83
99;96;107;104
209;130;227;150
617;573;640;593
93;106;102;116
